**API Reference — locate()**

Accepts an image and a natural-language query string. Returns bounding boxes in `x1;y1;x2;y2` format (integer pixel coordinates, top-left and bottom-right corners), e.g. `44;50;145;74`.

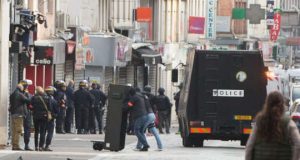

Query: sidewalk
89;133;245;160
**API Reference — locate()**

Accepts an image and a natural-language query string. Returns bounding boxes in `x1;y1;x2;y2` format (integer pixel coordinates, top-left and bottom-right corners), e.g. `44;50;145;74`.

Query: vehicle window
292;87;300;101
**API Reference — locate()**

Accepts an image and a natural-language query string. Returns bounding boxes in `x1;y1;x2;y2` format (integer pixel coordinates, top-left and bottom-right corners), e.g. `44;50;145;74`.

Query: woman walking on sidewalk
245;91;300;160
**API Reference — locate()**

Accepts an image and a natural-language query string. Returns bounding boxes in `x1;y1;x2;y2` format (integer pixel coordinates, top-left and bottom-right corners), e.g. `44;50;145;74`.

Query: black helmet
128;87;136;96
158;87;165;94
144;85;151;92
178;82;183;89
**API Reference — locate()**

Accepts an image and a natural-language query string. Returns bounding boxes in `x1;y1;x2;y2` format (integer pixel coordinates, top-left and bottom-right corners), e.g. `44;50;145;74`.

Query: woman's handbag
39;96;52;121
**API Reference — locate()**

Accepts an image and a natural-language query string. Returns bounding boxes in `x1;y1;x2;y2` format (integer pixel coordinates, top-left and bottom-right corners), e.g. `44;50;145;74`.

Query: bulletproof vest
156;95;170;111
253;116;292;160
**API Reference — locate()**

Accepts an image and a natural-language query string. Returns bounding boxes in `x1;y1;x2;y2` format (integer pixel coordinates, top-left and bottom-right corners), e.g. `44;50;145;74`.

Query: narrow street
0;127;245;160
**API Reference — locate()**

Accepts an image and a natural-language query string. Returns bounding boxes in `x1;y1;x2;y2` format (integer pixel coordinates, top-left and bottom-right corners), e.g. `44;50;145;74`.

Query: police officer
74;80;94;134
174;83;182;134
19;79;34;151
65;80;75;133
143;85;156;112
54;80;67;134
9;84;30;150
90;83;107;134
44;86;58;151
155;87;172;134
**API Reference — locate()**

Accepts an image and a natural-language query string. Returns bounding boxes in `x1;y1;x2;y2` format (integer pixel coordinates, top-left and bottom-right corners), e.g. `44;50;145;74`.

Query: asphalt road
0;131;245;160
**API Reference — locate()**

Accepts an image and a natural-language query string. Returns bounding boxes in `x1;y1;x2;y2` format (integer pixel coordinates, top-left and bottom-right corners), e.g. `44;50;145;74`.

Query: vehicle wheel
183;137;193;147
240;138;247;146
93;142;104;151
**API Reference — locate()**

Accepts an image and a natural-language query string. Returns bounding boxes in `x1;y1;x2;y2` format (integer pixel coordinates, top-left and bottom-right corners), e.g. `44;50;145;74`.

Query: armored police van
173;49;267;147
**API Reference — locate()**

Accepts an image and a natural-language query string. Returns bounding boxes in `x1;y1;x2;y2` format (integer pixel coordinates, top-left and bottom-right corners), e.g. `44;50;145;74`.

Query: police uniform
74;81;94;134
89;84;107;134
155;88;172;134
54;81;67;134
45;86;58;151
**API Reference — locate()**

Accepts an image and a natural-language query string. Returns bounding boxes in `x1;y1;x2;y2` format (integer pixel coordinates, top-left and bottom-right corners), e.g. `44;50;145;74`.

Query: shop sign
189;16;205;34
34;46;53;65
286;37;300;46
75;46;85;70
206;0;216;39
266;0;275;29
136;7;152;22
216;16;230;32
115;37;131;66
84;48;94;64
269;12;281;41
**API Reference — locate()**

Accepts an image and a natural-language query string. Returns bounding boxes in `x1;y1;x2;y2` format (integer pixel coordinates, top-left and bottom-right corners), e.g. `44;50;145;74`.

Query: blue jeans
137;113;163;149
134;115;149;148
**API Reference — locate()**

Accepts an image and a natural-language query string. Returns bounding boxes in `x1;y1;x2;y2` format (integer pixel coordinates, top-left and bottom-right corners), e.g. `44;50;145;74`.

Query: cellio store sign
206;0;216;39
34;46;53;65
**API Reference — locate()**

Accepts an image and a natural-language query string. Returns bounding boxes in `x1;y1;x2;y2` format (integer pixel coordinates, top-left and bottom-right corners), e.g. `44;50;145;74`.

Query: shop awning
132;46;162;65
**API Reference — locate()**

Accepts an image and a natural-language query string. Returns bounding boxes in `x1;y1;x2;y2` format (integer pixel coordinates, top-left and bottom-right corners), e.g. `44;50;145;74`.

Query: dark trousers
88;107;95;133
56;108;66;133
23;113;32;147
158;110;171;133
75;107;89;132
65;105;74;133
33;118;47;148
45;120;55;147
94;106;104;132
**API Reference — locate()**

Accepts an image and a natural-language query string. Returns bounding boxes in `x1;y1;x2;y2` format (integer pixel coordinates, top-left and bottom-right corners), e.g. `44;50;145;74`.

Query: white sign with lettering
212;89;244;97
206;0;216;39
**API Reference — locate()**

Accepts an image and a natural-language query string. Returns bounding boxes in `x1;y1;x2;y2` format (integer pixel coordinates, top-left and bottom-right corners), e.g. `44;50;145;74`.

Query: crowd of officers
9;79;107;151
8;77;175;152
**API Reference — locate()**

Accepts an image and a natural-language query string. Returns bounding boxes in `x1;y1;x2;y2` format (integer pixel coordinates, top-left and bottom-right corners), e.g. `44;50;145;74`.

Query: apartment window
234;1;247;35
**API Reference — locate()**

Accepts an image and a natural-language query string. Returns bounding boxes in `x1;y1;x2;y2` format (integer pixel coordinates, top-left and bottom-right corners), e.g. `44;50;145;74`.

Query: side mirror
172;69;178;83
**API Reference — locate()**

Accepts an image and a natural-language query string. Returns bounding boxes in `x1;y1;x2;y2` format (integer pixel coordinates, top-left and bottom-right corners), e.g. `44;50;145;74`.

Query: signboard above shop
34;46;54;65
188;16;205;34
34;39;65;65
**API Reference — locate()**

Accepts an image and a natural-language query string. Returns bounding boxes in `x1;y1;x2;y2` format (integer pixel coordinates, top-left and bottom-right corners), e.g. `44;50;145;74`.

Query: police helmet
19;79;33;88
79;80;88;88
158;87;165;94
144;85;151;92
55;80;66;88
45;86;56;95
178;82;183;89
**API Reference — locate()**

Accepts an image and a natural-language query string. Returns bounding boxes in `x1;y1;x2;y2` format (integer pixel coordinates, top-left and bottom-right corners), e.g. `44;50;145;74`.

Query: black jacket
54;89;67;109
90;88;107;107
142;91;156;113
155;94;172;111
66;86;74;107
48;94;59;118
9;88;30;117
31;94;51;120
127;92;148;120
74;88;94;109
